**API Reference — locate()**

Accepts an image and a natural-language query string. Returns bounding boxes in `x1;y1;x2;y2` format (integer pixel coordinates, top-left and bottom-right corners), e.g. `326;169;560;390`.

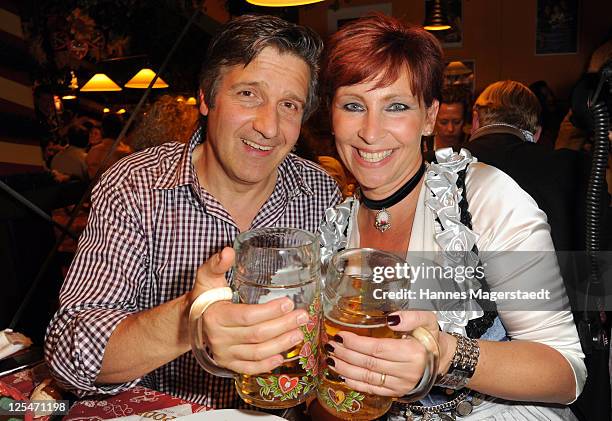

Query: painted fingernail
333;335;343;343
326;357;335;367
292;333;303;345
296;313;309;326
324;343;335;353
387;315;401;326
281;300;294;313
330;372;344;382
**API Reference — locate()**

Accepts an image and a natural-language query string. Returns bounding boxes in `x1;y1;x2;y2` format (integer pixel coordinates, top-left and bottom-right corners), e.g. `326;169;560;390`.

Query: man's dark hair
199;14;323;120
101;114;124;139
66;125;89;148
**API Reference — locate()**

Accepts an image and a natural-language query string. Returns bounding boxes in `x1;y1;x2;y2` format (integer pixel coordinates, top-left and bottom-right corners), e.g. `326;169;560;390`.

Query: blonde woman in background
130;95;200;152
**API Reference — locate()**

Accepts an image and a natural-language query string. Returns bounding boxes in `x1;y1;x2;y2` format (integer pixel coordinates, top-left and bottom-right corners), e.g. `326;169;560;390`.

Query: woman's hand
324;310;456;397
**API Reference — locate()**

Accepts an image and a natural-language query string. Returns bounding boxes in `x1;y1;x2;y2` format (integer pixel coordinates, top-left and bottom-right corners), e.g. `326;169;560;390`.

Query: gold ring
379;373;387;387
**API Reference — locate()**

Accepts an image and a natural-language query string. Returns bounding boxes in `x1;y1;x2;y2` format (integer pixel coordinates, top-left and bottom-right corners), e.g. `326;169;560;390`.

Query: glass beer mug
317;248;440;420
189;228;321;409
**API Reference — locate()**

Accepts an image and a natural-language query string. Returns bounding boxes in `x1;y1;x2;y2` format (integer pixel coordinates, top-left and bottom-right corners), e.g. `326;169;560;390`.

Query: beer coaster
175;409;288;420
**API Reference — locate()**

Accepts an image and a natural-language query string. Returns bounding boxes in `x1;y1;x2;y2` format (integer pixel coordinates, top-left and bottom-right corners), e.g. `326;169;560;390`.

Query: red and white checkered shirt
44;129;341;408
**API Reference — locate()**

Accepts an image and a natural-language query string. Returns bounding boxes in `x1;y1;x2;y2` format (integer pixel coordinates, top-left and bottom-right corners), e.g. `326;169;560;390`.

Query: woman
318;14;585;420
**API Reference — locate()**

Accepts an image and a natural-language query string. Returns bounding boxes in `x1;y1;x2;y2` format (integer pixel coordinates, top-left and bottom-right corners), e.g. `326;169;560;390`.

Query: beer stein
189;227;321;409
317;248;439;420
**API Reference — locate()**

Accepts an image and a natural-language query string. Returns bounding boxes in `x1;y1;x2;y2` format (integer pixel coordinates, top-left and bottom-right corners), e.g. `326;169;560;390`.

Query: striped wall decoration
0;0;43;174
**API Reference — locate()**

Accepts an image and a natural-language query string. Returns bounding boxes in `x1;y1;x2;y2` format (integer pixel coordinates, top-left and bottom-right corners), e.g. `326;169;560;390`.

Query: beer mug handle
397;326;440;403
189;287;236;378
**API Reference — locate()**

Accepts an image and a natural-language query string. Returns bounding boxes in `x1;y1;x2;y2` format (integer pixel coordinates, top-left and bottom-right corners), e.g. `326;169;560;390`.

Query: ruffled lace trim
426;148;484;334
319;198;355;268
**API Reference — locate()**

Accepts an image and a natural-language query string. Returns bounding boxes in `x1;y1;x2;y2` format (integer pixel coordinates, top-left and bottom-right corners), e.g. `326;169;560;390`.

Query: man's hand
190;247;236;297
190;247;309;375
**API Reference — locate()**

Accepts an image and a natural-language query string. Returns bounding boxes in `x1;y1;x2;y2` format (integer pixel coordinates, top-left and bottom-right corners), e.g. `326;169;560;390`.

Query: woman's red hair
321;13;444;108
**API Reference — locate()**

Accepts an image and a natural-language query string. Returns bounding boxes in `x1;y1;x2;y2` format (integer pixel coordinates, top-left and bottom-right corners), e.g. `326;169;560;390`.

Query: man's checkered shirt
44;128;341;408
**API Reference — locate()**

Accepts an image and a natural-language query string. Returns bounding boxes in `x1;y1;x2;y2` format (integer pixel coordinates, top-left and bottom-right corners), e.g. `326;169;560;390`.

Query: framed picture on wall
536;0;579;55
327;3;392;34
443;59;475;94
425;0;463;48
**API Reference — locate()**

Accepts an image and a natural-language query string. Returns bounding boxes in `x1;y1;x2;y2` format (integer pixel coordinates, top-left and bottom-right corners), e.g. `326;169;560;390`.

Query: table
1;364;210;420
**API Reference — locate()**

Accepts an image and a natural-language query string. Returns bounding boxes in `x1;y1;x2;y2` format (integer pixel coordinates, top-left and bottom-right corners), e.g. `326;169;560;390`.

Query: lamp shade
124;68;169;89
246;0;323;6
80;73;122;92
445;61;472;76
424;0;451;31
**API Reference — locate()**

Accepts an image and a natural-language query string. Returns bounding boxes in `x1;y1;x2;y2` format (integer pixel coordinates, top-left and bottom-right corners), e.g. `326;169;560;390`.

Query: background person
129;94;200;152
50;124;89;181
85;113;132;180
467;80;588;252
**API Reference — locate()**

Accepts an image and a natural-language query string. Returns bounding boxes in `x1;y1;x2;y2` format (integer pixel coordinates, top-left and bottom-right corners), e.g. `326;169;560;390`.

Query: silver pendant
455;400;473;417
374;208;391;232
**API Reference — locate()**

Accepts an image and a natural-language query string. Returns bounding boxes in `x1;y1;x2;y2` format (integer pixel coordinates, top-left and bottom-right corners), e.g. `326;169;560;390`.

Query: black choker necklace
361;162;426;232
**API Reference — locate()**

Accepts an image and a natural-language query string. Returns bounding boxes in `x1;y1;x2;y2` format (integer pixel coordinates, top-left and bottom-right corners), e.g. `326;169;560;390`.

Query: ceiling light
124;68;169;89
80;73;122;92
424;0;451;31
246;0;323;5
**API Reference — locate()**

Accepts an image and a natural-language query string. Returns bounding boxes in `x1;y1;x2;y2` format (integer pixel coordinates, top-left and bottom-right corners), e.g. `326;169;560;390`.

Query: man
85;113;132;180
423;85;470;162
45;15;340;408
467;80;586;252
50;125;89;180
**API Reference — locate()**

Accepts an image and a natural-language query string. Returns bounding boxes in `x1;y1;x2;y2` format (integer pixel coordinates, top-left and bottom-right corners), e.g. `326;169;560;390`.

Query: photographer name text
373;288;551;302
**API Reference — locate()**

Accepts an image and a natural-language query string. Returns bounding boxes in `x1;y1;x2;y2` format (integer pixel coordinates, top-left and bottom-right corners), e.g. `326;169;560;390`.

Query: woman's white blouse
347;162;586;403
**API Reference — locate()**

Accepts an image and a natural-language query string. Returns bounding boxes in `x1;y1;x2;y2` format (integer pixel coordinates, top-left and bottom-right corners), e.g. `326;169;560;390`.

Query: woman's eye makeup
386;103;409;112
340;101;413;112
343;102;364;112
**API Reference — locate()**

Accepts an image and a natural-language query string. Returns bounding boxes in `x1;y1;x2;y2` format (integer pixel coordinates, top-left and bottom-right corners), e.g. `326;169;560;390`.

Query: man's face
435;102;465;148
89;127;102;146
200;47;310;188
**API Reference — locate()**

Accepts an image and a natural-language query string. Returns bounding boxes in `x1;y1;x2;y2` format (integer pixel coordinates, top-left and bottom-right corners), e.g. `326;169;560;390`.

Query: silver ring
379;372;387;387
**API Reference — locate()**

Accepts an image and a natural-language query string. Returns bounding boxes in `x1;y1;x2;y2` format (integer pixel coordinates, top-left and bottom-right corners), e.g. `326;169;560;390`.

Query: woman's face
332;68;438;199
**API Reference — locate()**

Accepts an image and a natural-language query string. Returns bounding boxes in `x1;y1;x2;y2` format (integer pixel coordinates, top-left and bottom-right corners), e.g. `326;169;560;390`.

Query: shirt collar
277;153;314;199
153;128;203;190
470;123;535;143
153;129;313;200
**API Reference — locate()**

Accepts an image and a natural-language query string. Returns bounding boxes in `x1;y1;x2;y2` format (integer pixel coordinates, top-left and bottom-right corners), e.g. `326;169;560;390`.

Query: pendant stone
374;208;391;232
